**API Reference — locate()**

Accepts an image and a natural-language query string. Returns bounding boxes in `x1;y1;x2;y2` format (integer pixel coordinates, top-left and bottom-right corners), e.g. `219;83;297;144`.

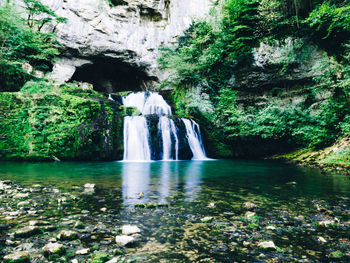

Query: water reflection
184;161;202;201
122;162;150;205
121;161;203;205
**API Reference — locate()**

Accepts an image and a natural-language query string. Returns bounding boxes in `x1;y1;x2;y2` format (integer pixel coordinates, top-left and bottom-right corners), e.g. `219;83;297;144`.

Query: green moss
0;84;124;161
329;250;343;259
90;252;110;263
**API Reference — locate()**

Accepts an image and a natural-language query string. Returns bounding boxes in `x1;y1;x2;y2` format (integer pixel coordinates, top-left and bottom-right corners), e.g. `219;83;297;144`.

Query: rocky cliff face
38;0;213;92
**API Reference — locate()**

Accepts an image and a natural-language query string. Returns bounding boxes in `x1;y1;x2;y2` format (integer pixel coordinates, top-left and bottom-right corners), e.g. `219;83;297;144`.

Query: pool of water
0;160;349;262
0;159;348;201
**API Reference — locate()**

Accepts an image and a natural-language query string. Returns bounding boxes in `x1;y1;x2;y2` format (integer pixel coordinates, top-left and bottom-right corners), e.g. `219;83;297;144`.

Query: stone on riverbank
3;252;30;263
43;243;66;256
14;226;41;238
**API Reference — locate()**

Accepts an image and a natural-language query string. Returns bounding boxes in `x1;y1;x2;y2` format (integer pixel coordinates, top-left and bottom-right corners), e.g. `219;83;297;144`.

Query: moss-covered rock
0;84;124;161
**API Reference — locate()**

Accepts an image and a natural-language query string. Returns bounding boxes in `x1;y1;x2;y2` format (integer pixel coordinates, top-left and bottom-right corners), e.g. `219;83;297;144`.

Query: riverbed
0;160;349;262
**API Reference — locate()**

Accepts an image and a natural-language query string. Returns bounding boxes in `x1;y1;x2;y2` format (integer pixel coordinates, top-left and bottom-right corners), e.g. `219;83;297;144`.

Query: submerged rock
318;220;335;227
115;235;135;247
245;211;256;219
76;248;89;255
122;225;141;235
201;217;213;223
258;241;276;250
57;230;78;241
242;202;258;210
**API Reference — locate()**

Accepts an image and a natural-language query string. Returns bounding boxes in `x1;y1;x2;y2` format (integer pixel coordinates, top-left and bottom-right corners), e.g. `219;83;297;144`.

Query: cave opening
70;57;156;93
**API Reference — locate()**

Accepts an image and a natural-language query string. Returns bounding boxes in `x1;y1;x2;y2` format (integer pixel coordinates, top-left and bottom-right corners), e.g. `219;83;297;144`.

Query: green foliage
23;0;67;31
216;88;349;149
0;3;62;91
20;80;55;94
306;3;350;40
159;0;259;90
0;84;124;161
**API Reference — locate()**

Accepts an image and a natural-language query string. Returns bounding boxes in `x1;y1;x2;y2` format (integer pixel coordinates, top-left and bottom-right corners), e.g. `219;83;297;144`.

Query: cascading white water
182;118;208;160
123;92;171;115
122;91;208;161
123;116;151;161
159;116;179;160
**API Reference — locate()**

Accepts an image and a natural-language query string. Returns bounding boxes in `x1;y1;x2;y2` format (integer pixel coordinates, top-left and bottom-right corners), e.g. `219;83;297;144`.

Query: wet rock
3;252;30;263
43;243;66;256
317;236;327;243
207;202;215;208
29;220;50;226
318;220;335;227
122;225;141;235
115;235;135;247
58;230;79;241
201;217;213;223
76;248;89;255
74;221;85;229
14;193;29;198
242;202;258;210
14;226;41;238
258;241;276;250
245;211;256;219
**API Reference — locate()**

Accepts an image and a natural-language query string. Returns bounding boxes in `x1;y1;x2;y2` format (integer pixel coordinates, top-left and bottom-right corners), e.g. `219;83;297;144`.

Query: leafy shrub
0;3;62;91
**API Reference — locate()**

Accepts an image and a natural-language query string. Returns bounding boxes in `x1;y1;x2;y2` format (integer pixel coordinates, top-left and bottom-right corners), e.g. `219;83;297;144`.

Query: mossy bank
0;83;124;161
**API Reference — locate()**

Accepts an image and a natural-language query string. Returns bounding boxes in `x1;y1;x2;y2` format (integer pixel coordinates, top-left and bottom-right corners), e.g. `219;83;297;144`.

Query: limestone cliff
35;0;214;92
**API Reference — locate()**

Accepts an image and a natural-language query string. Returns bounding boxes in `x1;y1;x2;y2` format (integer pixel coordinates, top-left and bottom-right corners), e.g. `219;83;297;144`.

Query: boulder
115;235;135;247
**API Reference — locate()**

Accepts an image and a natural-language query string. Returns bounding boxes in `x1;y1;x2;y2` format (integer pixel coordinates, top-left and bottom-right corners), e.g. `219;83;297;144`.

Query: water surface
0;160;349;262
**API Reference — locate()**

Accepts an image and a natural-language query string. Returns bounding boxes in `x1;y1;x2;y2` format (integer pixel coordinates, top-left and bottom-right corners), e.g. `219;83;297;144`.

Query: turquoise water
0;160;348;201
0;160;349;262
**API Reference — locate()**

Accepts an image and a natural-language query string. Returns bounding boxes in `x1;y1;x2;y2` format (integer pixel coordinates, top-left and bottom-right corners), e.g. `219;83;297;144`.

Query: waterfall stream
122;92;208;161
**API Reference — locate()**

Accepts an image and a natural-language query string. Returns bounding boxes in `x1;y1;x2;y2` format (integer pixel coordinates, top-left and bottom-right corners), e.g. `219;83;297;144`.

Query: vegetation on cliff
160;0;350;161
0;2;66;91
0;83;124;161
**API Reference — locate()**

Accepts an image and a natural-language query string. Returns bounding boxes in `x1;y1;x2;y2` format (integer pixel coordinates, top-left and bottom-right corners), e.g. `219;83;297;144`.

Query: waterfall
122;91;208;161
123;116;151;161
182;118;208;160
159;116;179;161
